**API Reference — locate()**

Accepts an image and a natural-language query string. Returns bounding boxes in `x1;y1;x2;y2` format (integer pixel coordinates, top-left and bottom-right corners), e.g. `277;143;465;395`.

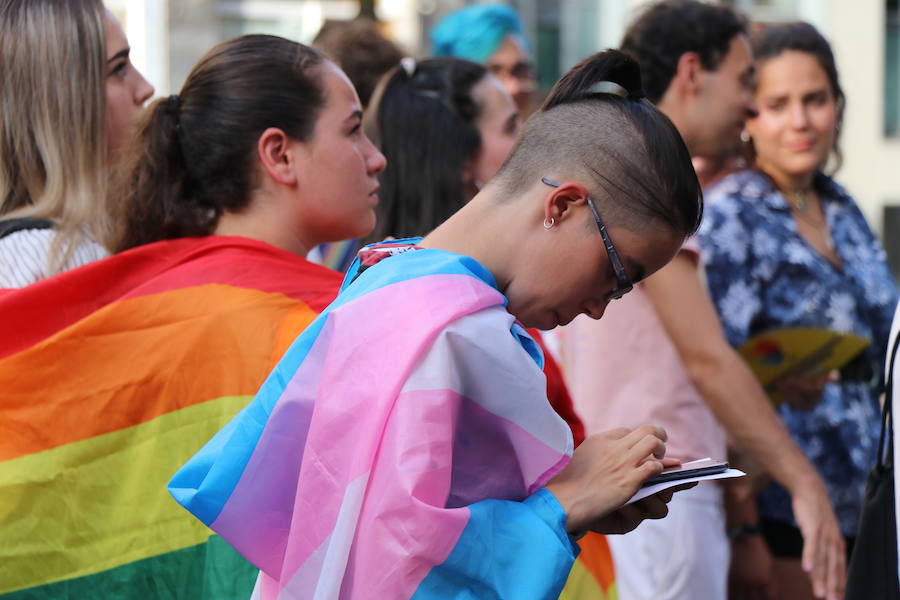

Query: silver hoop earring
740;129;751;143
543;217;555;230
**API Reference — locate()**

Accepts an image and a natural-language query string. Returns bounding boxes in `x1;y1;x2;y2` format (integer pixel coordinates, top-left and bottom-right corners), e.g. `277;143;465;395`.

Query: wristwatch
727;522;762;540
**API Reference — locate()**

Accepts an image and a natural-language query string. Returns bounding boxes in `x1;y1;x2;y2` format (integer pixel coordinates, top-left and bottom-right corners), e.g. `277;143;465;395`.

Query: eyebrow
107;47;130;64
345;109;363;123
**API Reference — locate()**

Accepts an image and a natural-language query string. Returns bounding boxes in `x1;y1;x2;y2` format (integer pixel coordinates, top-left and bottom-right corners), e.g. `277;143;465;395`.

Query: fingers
661;456;682;468
825;534;846;600
633;495;668;520
600;427;631;440
800;521;822;595
801;523;846;600
661;481;698;497
801;520;824;597
625;427;667;462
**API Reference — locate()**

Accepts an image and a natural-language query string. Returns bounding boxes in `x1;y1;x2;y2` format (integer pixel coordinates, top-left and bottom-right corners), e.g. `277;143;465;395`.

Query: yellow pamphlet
738;327;870;403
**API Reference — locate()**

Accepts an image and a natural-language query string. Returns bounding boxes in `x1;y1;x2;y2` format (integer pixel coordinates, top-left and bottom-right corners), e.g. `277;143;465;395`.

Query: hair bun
542;49;645;111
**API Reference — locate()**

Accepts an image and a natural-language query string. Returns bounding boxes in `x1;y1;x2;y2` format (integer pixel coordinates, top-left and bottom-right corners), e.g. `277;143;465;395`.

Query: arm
724;472;777;600
643;254;845;600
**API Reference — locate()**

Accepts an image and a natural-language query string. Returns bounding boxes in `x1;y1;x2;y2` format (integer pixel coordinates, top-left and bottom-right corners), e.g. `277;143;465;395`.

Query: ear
542;181;590;226
461;154;483;199
256;127;298;186
672;51;703;97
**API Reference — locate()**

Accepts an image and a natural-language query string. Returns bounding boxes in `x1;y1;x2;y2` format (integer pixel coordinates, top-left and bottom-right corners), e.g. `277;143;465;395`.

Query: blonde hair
0;0;108;272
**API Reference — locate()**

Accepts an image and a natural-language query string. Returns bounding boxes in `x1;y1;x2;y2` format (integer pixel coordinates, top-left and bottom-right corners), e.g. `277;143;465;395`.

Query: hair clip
400;57;416;78
588;81;629;97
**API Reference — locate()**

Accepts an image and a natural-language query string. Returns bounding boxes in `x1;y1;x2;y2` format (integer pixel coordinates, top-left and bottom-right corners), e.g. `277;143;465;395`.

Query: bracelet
727;522;762;540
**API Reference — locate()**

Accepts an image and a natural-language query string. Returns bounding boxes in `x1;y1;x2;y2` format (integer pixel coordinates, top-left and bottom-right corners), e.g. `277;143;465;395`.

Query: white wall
822;0;900;234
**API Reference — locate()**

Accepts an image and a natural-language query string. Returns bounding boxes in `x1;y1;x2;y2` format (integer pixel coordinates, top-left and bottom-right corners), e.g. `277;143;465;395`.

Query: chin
521;313;556;331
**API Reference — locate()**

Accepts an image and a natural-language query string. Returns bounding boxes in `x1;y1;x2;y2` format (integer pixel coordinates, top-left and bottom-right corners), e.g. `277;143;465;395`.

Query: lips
787;139;814;152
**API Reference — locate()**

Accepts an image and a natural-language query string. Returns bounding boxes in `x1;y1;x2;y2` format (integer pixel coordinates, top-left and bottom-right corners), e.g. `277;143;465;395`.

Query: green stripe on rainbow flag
2;536;256;600
0;396;251;594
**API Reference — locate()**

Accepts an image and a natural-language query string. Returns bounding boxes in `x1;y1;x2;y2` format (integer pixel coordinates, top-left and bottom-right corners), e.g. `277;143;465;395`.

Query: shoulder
0;230;107;289
341;245;499;303
0;229;55;288
700;169;783;235
444;307;542;367
705;169;773;211
819;175;867;219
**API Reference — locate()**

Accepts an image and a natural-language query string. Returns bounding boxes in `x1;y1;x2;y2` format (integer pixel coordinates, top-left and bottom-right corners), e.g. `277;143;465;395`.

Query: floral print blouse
699;169;899;536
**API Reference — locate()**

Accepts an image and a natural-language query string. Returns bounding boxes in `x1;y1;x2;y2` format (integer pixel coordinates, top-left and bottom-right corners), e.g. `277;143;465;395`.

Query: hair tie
166;94;182;130
587;80;645;101
400;57;416;78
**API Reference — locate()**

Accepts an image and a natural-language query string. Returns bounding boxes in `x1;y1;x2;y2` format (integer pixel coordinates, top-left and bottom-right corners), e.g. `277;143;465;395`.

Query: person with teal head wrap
430;3;536;113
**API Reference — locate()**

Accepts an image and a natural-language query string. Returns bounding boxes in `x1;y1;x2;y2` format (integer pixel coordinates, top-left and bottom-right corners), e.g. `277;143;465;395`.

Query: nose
583;299;609;320
500;75;522;99
744;91;759;119
790;103;810;129
364;134;386;175
134;70;154;106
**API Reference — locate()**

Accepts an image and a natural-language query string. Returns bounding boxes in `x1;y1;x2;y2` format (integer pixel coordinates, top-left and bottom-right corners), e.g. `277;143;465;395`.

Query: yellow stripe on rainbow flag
0;395;251;594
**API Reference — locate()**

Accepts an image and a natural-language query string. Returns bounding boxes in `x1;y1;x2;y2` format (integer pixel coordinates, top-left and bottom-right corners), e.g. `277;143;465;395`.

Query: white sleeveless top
0;228;107;288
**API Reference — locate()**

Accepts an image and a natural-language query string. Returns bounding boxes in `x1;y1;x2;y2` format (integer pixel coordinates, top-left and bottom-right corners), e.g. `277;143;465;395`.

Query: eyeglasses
540;177;634;301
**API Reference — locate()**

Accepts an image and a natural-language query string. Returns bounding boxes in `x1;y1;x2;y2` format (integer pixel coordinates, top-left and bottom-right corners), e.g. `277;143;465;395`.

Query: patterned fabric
170;240;580;599
0;228;108;288
699;169;899;536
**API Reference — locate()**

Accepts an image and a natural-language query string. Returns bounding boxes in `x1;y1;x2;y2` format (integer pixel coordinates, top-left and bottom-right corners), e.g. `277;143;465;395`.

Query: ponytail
111;35;326;252
494;48;703;237
111;94;202;251
542;49;645;111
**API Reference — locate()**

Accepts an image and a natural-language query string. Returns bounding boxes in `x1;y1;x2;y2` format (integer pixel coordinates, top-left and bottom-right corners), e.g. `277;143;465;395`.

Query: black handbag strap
0;217;53;239
877;326;900;469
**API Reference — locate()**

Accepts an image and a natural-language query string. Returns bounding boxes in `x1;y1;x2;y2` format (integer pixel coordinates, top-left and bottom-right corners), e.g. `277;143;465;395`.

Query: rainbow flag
0;236;342;598
563;534;617;599
171;244;583;599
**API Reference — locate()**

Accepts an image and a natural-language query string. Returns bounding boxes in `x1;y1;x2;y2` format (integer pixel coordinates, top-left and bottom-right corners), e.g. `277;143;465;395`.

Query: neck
656;95;699;156
419;184;527;292
214;188;313;257
760;162;816;197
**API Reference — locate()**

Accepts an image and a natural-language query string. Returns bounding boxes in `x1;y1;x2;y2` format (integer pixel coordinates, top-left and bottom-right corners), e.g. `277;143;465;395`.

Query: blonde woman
0;0;152;287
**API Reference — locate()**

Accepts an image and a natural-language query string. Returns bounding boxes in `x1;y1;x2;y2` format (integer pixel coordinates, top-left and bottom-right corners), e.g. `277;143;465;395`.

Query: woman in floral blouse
699;22;898;600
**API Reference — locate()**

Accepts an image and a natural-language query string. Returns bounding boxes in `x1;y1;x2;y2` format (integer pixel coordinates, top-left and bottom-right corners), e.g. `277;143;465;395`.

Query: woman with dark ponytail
171;49;704;600
112;34;384;253
0;34;384;598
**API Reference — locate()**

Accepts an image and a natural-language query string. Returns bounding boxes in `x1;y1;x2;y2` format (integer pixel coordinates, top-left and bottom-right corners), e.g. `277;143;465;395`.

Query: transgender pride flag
171;244;582;599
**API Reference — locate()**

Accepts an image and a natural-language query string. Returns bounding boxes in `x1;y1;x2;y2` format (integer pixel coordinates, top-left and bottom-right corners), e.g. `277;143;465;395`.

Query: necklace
792;187;810;212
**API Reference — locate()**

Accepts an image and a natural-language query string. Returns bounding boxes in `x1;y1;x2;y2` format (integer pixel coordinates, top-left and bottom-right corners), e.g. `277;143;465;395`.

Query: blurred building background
108;0;900;276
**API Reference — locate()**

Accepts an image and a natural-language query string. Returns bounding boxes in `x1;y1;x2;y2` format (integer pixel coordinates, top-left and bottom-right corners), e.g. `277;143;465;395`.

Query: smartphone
642;458;729;487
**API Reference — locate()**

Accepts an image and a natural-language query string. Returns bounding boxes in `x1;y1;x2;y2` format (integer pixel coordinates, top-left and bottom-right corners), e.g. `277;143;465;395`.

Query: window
887;0;900;136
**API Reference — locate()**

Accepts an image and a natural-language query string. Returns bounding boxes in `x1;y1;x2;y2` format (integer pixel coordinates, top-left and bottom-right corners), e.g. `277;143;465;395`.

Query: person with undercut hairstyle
170;49;702;599
561;2;845;599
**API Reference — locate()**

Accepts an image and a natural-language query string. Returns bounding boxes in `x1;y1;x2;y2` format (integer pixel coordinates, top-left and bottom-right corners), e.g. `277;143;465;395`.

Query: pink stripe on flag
323;388;569;599
210;274;504;582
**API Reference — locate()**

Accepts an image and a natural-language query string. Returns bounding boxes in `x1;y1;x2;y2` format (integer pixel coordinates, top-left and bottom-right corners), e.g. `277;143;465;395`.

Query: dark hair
363;57;487;242
621;0;747;104
751;22;845;174
112;35;325;252
312;17;403;108
494;49;703;237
